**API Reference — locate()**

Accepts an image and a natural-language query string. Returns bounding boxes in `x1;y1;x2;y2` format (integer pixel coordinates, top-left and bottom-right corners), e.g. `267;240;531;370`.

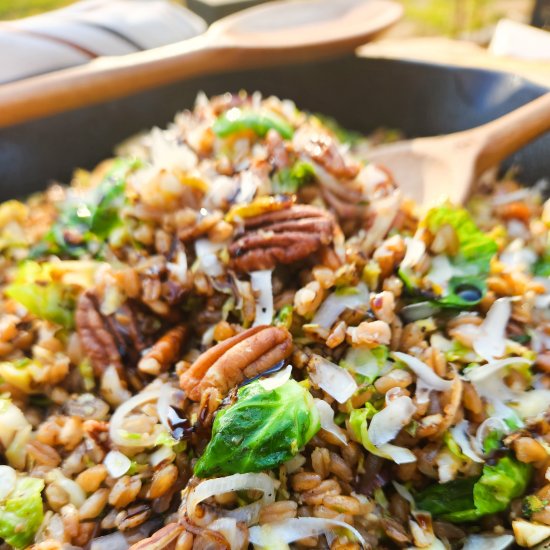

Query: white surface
0;0;206;83
490;19;550;61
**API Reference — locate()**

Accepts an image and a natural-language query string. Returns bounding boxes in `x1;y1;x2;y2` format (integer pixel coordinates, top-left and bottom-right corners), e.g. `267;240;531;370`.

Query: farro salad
0;92;549;550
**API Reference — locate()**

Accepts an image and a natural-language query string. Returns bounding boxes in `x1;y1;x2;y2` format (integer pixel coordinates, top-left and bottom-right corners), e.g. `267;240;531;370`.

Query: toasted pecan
179;325;292;401
138;324;188;375
229;204;335;272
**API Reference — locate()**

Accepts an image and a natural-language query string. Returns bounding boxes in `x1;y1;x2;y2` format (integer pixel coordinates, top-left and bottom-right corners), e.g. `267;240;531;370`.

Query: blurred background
1;0;548;39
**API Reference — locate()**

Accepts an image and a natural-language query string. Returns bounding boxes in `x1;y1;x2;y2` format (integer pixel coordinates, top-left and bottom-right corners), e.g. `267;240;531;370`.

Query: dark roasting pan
0;55;549;200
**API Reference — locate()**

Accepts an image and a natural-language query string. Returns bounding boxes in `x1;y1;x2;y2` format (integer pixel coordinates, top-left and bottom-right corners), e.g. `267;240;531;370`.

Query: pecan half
179;325;292;401
76;291;157;376
138;324;188;375
229;204;335;272
129;523;183;550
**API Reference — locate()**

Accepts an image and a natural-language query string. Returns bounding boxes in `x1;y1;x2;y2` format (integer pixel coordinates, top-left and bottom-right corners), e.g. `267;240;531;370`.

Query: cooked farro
0;92;548;550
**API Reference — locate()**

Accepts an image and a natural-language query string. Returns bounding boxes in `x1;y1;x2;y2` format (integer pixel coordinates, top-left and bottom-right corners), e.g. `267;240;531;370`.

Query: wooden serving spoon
366;91;550;205
0;0;402;128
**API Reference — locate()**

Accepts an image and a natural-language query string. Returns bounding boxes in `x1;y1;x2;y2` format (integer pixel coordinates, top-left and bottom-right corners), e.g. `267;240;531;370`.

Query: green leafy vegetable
0;477;44;548
416;455;532;522
523;495;548;518
533;246;550;277
401;204;497;308
312;113;362;145
33;158;140;258
194;378;320;477
340;346;388;384
272;161;315;193
213;108;294;140
5;262;77;328
423;204;497;267
275;304;293;330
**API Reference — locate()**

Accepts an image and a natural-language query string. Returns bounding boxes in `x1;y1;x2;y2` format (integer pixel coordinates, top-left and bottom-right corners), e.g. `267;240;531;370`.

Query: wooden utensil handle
474;91;550;174
0;35;238;128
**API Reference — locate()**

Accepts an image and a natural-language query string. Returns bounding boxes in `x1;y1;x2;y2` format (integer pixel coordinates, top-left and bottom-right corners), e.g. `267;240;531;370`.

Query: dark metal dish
0;55;548;200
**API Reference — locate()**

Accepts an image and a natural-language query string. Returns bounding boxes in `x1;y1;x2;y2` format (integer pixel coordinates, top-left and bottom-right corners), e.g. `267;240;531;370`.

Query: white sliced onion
499;239;537;272
90;531;129;550
251;270;274;327
309;355;358;404
312;284;369;330
201;324;216;347
401;237;426;269
462;534;514;550
157;383;179;434
472;298;511;362
513;389;550;419
104;450;132;479
392;481;415;507
149;445;176;467
249;517;366;548
465;357;532;383
284;454;306;474
392;352;453;404
378;443;417;464
0;465;16;501
150;127;197;172
187;473;278;527
101;365;132;407
0;399;30;449
368;395;416;447
314;399;348;446
208;518;246;550
259;365;292;391
450;421;484;463
109;389;161;448
167;248;189;284
195;238;224;277
475;417;508;456
48;469;86;508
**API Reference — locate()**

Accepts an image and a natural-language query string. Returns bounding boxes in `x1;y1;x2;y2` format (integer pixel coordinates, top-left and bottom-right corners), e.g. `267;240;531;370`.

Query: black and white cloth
0;0;206;83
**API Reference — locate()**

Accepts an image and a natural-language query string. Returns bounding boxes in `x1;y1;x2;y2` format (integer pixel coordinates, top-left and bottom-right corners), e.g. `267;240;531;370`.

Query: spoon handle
474;91;550;174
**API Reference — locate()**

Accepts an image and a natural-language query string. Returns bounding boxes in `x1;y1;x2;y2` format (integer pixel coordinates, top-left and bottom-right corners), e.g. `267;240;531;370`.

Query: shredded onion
472;298;511;362
187;473;278;527
48;469;86;508
157;383;179;434
514;389;550;419
393;352;453;404
462;534;514;550
314;399;348;446
401;237;426;269
0;399;30;449
450;421;484;463
90;532;128;550
167;248;189;284
195;238;224;277
312;284;369;330
369;396;416;447
109;389;161;448
249;517;366;548
475;417;508;456
104;450;132;479
465;357;532;383
379;443;417;464
309;355;358;404
392;481;415;507
251;270;274;327
0;466;16;501
259;365;292;391
208;518;246;550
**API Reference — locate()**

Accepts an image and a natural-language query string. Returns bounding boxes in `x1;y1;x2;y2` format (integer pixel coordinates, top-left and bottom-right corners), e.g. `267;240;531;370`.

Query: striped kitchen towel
0;0;207;84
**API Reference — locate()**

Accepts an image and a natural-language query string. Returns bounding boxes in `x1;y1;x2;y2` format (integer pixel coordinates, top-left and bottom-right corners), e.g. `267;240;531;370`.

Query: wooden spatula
0;0;402;128
367;92;550;205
